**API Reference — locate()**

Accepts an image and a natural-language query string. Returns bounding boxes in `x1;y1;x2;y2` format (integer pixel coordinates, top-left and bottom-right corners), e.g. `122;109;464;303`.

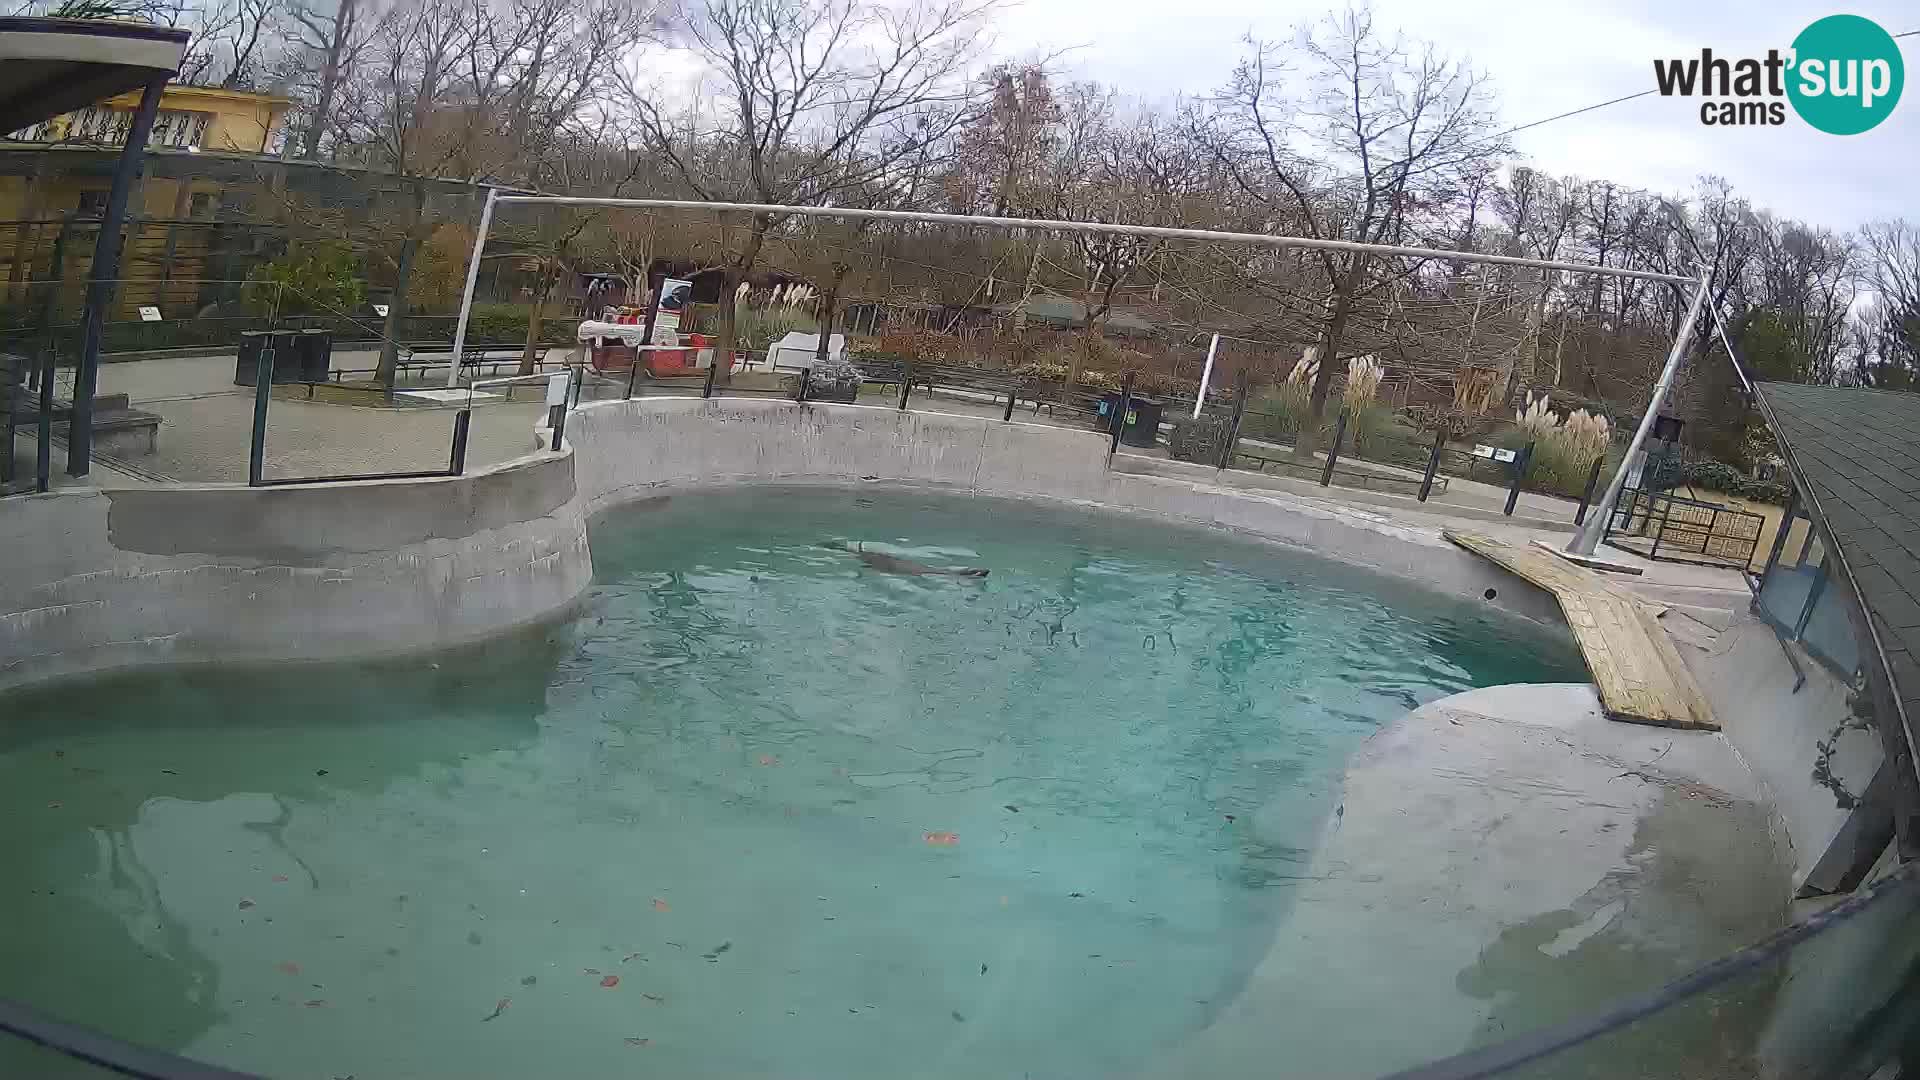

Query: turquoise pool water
0;488;1584;1079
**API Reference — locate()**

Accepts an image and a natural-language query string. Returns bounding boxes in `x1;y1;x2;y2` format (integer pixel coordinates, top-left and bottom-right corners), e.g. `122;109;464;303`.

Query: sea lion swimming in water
823;541;989;577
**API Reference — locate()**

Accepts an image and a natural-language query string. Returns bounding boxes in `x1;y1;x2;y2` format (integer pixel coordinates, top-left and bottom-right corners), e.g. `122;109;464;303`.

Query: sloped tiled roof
1757;382;1920;785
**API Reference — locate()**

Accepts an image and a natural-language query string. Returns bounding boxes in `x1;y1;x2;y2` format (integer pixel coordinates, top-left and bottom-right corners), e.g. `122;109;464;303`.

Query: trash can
292;329;333;382
234;330;304;386
1122;396;1164;448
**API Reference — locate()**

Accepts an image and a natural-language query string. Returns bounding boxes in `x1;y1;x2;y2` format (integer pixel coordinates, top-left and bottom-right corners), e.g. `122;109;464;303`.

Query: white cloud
992;0;1916;229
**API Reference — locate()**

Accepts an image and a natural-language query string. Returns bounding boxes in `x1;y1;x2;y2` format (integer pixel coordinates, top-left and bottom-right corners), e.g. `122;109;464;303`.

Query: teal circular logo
1787;14;1903;135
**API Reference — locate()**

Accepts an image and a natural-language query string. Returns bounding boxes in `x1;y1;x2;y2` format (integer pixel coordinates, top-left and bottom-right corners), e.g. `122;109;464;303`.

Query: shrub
244;242;366;318
1505;395;1615;498
1676;458;1793;505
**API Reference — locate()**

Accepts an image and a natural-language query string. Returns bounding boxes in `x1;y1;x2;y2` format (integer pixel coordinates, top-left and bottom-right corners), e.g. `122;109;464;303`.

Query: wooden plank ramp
1445;530;1718;731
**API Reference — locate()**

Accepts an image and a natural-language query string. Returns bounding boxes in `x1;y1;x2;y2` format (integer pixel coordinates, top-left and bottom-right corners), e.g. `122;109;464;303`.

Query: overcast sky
994;0;1914;232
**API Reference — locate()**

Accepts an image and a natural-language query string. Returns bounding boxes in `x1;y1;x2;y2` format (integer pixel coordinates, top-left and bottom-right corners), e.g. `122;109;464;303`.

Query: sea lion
823;541;989;577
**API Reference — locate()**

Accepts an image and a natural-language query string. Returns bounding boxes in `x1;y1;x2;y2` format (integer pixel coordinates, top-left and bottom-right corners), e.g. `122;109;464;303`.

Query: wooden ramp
1445;530;1718;731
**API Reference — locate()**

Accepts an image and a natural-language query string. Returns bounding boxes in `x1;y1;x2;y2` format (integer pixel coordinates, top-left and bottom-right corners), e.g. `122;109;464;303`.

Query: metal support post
1109;372;1135;459
1320;409;1349;487
69;74;167;476
701;355;718;398
897;366;912;410
796;368;812;403
1574;457;1606;526
1568;276;1711;555
445;187;499;388
1217;371;1248;470
1002;382;1017;422
1418;429;1445;502
247;348;274;486
1505;441;1534;516
449;409;471;474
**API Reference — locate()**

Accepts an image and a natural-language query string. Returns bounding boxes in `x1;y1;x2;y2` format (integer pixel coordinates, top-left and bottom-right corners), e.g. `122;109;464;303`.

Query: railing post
1217;370;1248;470
1109;372;1135;459
1505;440;1534;516
796;367;812;403
1649;493;1676;560
34;347;53;493
1418;428;1445;502
897;365;912;410
701;354;718;398
1574;456;1605;526
449;409;471;474
247;347;274;486
624;343;642;400
1320;408;1349;487
1002;380;1017;422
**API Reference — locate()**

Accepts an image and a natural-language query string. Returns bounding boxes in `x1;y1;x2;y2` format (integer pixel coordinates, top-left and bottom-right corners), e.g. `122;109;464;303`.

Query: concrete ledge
567;396;1569;631
0;450;592;692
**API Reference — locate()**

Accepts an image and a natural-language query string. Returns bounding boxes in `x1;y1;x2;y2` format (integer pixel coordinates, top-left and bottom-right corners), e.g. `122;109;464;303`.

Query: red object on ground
600;974;621;988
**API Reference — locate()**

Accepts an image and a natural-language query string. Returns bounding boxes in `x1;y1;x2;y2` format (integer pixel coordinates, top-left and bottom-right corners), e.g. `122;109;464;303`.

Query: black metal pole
897;365;912;410
69;74;167;477
1217;370;1248;470
1002;380;1018;422
1418;428;1445;502
547;403;566;450
1574;456;1606;526
1760;486;1800;575
1109;372;1135;459
796;367;812;403
1504;441;1534;516
1320;408;1349;487
701;354;718;398
34;348;54;492
247;348;274;486
449;409;471;474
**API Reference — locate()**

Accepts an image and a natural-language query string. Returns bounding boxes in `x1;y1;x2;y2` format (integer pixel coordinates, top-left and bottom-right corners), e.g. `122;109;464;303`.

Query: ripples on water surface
0;488;1583;1078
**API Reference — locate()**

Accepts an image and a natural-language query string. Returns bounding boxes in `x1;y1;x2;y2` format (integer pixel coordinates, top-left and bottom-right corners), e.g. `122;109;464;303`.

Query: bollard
247;347;274;486
1418;428;1445;502
1504;441;1535;516
897;366;912;410
1320;408;1349;487
1573;456;1606;526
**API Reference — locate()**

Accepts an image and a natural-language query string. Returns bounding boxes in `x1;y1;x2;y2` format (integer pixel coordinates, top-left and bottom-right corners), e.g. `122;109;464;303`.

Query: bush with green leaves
243;243;366;319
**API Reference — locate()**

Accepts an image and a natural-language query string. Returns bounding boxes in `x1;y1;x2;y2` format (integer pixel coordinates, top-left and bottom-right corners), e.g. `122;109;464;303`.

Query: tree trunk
1298;254;1368;460
376;183;427;387
813;263;849;369
714;217;768;384
302;0;355;160
519;263;556;376
1012;238;1043;333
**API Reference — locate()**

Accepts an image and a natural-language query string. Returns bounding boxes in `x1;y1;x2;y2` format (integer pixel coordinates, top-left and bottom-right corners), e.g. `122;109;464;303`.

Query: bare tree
1198;8;1506;452
286;0;372;159
1859;219;1920;386
626;0;995;376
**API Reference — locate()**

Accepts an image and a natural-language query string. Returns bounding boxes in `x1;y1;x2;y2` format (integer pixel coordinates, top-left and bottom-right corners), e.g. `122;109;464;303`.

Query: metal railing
1604;489;1766;570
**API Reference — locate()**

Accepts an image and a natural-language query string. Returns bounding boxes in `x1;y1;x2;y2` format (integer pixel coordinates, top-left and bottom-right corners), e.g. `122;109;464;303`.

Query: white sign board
1470;444;1518;463
137;306;161;322
652;277;693;342
372;304;390;317
545;371;571;407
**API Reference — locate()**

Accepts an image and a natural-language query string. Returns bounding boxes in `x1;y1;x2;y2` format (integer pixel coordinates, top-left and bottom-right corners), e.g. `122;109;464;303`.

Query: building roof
992;293;1158;337
0;18;187;134
1757;381;1920;789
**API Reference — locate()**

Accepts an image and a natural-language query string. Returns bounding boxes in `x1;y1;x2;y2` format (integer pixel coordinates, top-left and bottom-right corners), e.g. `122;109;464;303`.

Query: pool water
0;488;1584;1079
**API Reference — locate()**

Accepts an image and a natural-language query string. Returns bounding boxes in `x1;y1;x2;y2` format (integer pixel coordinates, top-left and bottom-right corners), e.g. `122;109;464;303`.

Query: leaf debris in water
482;998;510;1022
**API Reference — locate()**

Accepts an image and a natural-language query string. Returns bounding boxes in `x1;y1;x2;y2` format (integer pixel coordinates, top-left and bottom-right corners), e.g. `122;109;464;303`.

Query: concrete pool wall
0;450;591;692
565;395;1567;629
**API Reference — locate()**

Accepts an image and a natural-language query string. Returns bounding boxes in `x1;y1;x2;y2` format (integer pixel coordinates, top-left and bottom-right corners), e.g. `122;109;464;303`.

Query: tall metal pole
68;74;167;476
445;187;499;388
1566;276;1711;556
1193;332;1220;419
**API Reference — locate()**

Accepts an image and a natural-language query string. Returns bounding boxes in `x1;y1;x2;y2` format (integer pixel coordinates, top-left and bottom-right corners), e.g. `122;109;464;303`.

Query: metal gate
1604;489;1765;569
